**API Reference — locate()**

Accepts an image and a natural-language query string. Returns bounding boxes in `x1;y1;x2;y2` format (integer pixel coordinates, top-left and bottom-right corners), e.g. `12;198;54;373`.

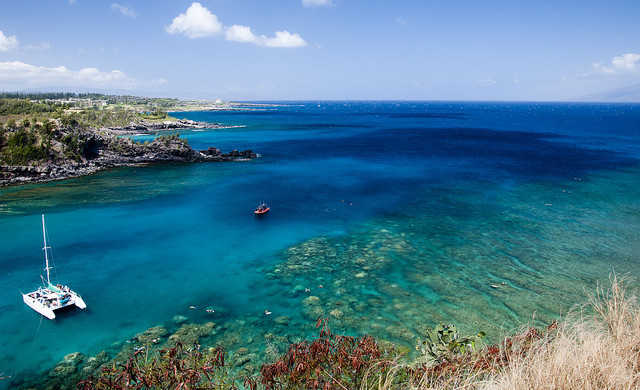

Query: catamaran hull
23;292;86;319
75;296;86;309
23;294;56;319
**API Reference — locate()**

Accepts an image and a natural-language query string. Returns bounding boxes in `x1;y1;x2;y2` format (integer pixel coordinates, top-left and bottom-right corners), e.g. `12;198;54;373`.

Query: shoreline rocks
0;128;258;187
101;119;218;135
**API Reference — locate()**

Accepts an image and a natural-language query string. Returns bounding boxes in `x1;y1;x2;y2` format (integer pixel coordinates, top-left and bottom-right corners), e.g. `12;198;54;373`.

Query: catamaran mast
42;214;51;285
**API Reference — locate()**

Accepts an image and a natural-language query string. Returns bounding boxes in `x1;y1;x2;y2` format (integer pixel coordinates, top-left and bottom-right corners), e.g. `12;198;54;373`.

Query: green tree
1;128;47;164
43;120;56;135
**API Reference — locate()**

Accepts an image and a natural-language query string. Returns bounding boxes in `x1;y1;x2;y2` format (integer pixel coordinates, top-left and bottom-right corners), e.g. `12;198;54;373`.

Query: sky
0;0;639;101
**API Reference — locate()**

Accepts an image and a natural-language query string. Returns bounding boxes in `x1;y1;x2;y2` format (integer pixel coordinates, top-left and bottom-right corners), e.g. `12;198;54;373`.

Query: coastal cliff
0;121;257;186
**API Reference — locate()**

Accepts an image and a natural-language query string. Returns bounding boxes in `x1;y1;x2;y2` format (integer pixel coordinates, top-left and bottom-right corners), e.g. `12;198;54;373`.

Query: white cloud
302;0;333;7
110;3;137;18
263;31;307;48
225;25;258;43
225;25;306;47
165;2;223;39
570;53;640;80
477;78;497;86
0;30;19;52
0;61;166;90
611;53;640;73
168;2;306;48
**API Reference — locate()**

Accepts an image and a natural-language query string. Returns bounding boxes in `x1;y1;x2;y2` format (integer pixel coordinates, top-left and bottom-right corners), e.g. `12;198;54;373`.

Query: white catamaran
22;215;86;319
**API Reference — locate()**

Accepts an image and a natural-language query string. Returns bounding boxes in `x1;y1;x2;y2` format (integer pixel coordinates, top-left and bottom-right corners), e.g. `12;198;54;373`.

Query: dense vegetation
0;95;177;166
0;98;66;116
61;107;142;129
0;127;48;165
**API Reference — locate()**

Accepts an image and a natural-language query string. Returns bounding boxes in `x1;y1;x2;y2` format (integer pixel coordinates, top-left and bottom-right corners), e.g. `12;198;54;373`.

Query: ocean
1;101;639;387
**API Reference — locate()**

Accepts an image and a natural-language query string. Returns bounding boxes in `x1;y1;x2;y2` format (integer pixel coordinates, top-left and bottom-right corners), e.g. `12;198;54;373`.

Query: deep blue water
1;101;639;387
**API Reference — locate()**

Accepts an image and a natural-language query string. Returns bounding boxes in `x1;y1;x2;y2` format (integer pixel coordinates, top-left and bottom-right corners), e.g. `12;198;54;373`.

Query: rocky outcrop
48;352;85;378
0;129;258;186
102;119;215;135
95;135;257;164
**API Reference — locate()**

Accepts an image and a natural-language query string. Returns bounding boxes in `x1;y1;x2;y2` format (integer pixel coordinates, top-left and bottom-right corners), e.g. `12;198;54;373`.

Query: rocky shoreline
0;148;257;187
0;122;257;187
101;118;215;135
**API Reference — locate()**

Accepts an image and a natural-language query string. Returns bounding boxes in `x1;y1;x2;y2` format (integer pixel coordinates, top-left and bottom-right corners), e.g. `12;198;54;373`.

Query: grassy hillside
0;95;171;166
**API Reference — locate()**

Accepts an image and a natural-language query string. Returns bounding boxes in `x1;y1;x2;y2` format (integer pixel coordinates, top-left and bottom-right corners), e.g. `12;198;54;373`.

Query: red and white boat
254;203;270;215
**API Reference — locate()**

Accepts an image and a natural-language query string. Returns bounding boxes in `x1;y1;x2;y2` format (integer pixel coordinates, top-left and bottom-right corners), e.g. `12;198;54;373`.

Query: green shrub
61;133;85;161
155;133;188;147
0;128;47;164
417;323;485;366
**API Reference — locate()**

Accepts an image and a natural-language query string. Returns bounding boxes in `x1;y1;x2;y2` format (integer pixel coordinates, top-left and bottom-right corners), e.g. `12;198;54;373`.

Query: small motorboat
255;203;270;215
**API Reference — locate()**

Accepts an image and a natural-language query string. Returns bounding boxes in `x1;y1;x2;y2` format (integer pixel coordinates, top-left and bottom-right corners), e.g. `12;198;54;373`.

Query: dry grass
362;274;640;390
483;274;640;390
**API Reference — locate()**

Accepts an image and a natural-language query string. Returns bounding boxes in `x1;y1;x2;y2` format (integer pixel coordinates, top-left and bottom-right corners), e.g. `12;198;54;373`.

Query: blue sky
0;0;639;101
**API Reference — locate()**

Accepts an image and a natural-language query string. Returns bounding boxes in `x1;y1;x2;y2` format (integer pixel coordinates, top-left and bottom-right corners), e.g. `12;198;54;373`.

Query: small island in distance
0;93;259;186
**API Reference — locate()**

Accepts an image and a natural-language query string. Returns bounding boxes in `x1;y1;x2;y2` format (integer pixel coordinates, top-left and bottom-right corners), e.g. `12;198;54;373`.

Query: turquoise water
1;101;640;387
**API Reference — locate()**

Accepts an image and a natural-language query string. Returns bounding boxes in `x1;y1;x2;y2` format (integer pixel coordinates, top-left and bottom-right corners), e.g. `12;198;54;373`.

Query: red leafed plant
255;318;394;390
77;343;236;390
